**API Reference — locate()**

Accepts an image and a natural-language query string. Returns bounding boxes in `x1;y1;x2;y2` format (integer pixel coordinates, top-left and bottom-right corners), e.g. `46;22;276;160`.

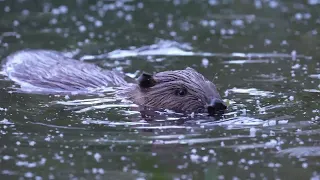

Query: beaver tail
1;49;128;94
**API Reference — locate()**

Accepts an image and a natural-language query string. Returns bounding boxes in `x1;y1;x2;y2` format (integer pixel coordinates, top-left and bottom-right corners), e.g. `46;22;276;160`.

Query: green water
0;0;319;179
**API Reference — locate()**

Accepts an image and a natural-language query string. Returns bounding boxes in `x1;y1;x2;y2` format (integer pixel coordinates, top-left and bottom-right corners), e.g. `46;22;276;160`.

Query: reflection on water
0;0;320;179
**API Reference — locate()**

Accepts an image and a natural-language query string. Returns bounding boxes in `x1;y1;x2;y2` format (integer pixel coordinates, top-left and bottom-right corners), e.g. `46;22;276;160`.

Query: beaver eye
196;108;204;113
175;88;187;97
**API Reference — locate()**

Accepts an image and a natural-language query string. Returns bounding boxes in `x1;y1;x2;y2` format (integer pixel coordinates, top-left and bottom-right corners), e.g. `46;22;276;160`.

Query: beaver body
1;49;226;116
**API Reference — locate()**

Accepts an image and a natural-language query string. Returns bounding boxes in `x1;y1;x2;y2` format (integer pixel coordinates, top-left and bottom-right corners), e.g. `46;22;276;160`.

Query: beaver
1;49;227;116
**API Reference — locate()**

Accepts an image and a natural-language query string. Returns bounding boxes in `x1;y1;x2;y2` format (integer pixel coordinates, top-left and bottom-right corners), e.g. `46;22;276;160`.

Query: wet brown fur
1;49;223;114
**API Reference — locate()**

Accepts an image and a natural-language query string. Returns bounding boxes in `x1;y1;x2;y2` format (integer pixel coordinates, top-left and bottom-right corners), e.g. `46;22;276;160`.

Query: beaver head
125;67;227;116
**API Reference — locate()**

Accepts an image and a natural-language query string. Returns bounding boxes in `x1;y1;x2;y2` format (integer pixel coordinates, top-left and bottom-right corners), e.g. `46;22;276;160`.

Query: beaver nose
207;98;227;116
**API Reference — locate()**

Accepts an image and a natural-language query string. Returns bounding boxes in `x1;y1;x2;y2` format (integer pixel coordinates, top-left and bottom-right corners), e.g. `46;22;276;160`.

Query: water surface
0;0;320;179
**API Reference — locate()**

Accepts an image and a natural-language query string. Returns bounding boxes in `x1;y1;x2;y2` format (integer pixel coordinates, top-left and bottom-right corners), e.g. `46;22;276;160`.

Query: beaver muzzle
207;98;227;116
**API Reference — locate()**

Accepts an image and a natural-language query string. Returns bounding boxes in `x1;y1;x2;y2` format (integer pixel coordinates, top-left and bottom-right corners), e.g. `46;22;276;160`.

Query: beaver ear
137;72;157;88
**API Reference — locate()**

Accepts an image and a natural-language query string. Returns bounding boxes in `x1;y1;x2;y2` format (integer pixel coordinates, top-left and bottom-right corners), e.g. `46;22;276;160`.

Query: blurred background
0;0;319;179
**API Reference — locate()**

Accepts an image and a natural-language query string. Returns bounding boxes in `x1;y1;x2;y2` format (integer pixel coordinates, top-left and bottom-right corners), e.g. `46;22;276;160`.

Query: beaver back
1;50;128;94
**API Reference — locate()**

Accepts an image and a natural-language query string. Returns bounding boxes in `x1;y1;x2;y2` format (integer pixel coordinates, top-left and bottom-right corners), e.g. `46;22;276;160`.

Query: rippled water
0;0;320;179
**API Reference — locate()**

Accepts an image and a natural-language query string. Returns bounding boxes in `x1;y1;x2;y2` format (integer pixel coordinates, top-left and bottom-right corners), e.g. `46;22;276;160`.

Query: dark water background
0;0;320;179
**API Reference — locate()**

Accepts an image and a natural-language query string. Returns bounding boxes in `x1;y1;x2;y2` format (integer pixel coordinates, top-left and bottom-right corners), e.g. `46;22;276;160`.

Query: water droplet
289;96;294;101
25;172;33;178
79;25;87;32
29;141;36;146
95;20;103;27
148;23;154;29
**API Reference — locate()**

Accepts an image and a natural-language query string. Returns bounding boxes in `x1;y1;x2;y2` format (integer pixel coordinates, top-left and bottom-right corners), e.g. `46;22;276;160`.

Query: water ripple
277;146;320;157
79;40;311;60
151;137;239;145
226;88;274;97
309;74;320;79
